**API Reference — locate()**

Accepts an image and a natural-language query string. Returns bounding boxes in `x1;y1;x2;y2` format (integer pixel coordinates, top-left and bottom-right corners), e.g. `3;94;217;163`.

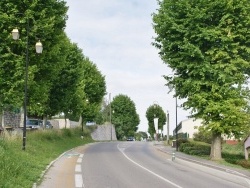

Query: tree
111;94;140;140
94;98;110;125
0;0;68;117
135;131;148;141
81;58;106;124
146;104;166;139
152;0;250;160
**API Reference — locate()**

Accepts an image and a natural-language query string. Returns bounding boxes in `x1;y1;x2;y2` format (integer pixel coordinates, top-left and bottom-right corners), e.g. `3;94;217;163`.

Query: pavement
152;141;250;179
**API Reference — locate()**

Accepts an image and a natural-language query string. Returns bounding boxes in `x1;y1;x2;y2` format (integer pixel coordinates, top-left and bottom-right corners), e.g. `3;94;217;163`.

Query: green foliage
135;131;148;141
0;128;93;188
237;160;250;169
146;104;166;138
222;143;245;164
0;0;106;123
193;126;212;144
179;140;211;156
81;59;106;122
0;0;68;115
111;94;140;140
152;0;250;159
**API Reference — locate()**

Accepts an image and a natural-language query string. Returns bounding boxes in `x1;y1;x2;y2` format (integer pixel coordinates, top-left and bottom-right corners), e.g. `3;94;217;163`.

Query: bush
237;160;250;169
193;129;212;144
179;141;210;156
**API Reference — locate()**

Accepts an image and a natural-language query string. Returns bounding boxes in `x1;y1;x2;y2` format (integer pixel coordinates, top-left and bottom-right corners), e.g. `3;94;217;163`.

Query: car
26;119;53;129
127;137;134;141
45;121;53;129
26;119;42;129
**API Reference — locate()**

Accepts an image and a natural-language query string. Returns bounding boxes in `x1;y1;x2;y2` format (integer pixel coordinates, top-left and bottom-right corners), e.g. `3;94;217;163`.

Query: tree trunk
210;132;222;160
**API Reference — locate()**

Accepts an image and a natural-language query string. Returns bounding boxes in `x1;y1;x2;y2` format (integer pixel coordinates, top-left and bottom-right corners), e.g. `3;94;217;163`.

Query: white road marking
117;144;183;188
75;164;81;173
77;157;82;163
75;174;83;188
75;154;84;188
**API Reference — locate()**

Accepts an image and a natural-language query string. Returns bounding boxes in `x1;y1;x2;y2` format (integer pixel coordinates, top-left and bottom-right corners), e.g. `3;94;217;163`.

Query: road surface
38;142;250;188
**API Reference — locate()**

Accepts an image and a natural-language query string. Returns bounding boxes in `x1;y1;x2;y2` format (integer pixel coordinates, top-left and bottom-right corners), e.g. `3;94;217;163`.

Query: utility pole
109;93;112;141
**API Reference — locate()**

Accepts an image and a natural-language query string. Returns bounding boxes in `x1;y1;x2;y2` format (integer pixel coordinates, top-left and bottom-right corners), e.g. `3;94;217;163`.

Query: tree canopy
146;103;166;138
111;94;140;140
0;0;107;124
152;0;250;159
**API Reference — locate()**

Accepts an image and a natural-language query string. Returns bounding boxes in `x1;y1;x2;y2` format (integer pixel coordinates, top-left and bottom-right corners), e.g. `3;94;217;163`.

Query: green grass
0;127;93;188
179;140;250;169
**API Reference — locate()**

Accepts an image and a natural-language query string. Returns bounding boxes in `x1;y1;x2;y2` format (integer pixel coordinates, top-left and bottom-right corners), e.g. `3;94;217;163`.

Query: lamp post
109;93;112;140
167;110;169;145
81;99;89;137
12;21;43;150
153;101;159;141
175;96;178;151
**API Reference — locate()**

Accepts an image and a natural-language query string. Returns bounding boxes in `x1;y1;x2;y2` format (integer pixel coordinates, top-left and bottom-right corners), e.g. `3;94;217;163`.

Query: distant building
173;118;203;139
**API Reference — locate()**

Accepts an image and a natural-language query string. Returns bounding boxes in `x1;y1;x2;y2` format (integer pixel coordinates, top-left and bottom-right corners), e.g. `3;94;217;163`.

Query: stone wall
91;124;117;141
0;110;22;128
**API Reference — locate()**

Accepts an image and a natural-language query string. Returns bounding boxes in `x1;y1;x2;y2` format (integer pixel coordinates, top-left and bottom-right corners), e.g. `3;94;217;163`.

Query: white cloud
65;0;191;134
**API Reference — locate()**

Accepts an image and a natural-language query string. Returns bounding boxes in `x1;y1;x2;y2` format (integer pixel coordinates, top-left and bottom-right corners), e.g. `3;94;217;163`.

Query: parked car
26;119;42;129
45;121;53;129
26;119;53;129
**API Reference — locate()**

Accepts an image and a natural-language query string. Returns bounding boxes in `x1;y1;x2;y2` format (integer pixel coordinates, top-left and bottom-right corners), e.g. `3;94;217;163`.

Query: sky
64;0;191;134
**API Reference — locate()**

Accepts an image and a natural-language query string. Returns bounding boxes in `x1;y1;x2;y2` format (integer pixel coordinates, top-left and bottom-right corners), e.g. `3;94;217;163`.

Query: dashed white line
75;164;82;173
75;174;83;188
75;154;84;187
77;157;82;163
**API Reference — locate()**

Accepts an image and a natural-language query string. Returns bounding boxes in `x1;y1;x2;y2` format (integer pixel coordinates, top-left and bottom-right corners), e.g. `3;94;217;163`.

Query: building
173;118;203;139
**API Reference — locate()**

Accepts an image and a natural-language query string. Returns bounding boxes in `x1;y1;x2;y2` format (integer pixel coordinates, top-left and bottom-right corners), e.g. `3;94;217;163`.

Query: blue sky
64;0;191;134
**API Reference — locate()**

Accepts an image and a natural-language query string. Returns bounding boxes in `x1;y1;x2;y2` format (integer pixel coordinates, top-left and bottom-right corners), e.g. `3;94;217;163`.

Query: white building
173;118;203;139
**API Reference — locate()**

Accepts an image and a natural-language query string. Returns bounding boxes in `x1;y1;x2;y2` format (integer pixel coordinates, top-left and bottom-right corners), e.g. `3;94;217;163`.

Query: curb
154;144;250;179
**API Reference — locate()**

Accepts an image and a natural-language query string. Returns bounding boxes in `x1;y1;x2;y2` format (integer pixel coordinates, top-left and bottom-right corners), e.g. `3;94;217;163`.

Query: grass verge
0;127;93;188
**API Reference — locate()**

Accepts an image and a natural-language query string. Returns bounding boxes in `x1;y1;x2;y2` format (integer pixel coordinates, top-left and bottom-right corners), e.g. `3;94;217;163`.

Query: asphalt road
38;142;250;188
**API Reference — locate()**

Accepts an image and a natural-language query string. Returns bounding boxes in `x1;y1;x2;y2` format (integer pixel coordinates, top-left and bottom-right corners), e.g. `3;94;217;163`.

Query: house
173;118;203;139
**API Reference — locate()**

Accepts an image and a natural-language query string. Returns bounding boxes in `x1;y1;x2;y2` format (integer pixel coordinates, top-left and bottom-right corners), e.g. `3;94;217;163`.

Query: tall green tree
153;0;250;159
48;38;86;119
0;0;68;117
146;104;166;138
111;94;140;140
81;58;106;123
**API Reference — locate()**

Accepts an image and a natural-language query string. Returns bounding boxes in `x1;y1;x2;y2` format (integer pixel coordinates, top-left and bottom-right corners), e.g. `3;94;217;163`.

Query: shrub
237;160;250;169
179;141;210;156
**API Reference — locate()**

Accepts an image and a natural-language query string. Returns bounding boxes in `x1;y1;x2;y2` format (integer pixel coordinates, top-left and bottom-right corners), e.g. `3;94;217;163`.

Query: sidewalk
152;141;250;179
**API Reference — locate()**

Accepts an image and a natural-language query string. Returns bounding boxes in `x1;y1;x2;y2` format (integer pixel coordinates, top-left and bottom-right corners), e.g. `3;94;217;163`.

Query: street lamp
81;99;89;137
153;101;159;141
12;25;43;151
109;93;112;140
167;110;169;145
175;96;178;151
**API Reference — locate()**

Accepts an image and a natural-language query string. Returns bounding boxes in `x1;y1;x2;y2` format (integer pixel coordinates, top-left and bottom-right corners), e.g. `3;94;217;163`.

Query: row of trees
152;0;250;159
0;0;106;125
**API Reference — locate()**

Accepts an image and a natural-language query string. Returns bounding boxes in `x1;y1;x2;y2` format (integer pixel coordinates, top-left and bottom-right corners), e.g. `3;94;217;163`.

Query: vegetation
146;103;166;138
0;0;107;125
135;131;148;141
193;126;212;144
179;139;250;169
152;0;250;160
0;128;93;188
111;94;140;140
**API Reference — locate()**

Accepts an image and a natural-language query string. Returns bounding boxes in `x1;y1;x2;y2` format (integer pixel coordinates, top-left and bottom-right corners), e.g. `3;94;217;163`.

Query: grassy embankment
0;127;94;188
